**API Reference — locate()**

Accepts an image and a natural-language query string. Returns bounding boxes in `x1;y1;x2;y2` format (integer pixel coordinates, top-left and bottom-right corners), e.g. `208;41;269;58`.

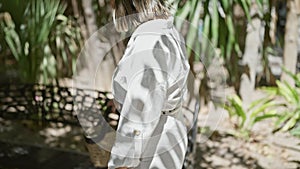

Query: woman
109;0;190;168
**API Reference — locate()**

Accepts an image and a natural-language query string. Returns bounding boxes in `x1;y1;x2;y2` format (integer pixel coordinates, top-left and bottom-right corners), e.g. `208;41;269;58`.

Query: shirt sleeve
108;67;167;168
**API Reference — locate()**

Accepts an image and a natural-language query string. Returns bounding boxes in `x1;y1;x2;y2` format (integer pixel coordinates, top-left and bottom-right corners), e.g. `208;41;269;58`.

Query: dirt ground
195;100;300;169
0;93;299;169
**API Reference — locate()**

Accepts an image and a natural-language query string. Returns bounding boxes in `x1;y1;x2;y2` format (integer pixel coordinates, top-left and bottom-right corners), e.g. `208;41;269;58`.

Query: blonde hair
111;0;171;32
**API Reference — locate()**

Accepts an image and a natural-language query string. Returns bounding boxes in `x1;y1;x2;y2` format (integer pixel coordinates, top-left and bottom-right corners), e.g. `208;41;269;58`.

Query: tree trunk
281;0;299;86
239;2;264;103
74;0;113;91
71;0;88;40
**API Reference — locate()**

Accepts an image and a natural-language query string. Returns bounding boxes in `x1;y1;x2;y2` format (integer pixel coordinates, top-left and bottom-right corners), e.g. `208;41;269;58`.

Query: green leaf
284;81;300;103
201;14;211;59
255;0;264;16
290;125;300;137
186;0;202;57
230;95;246;127
220;0;229;12
61;48;68;65
254;113;279;123
56;14;68;21
277;80;299;104
4;31;21;60
281;112;300;132
234;42;242;57
282;67;300;87
223;105;235;117
248;96;273;110
240;0;251;21
232;94;243;105
260;86;278;95
211;0;219;47
275;113;292;129
72;57;76;74
188;0;198;21
175;0;191;29
225;15;235;59
250;101;280;120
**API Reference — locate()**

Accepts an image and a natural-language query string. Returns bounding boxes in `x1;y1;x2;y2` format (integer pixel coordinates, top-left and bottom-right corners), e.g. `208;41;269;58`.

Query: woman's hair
111;0;171;32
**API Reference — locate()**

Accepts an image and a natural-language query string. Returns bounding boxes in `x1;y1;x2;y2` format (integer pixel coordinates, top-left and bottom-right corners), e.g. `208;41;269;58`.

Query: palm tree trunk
74;0;113;91
239;2;264;102
71;0;88;40
281;0;299;86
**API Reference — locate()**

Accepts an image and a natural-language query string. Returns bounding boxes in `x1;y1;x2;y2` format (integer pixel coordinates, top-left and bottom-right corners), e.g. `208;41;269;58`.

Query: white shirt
108;17;190;169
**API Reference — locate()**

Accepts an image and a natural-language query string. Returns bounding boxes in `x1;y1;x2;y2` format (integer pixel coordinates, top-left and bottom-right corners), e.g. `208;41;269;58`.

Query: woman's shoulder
127;33;162;53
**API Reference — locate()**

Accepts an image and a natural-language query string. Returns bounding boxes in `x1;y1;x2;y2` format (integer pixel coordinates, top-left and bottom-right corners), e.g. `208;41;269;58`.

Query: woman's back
109;17;190;169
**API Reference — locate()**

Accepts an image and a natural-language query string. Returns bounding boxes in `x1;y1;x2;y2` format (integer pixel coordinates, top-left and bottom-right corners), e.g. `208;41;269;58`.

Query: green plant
223;94;279;138
217;69;300;138
49;14;82;80
173;0;267;69
1;0;82;83
260;68;300;137
265;82;300;134
290;125;300;136
171;0;271;104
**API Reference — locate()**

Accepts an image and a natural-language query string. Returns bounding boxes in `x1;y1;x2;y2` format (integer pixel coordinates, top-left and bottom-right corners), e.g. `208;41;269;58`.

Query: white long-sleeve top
108;17;190;169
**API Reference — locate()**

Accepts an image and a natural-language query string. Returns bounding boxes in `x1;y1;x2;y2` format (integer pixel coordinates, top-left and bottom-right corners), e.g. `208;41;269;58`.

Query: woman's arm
108;67;167;168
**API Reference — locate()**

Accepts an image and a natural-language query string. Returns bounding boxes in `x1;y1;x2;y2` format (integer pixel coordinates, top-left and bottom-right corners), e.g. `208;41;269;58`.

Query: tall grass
1;0;82;83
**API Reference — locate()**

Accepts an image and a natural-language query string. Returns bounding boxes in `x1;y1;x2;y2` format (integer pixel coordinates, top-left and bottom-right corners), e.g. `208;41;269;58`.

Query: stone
211;155;231;167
